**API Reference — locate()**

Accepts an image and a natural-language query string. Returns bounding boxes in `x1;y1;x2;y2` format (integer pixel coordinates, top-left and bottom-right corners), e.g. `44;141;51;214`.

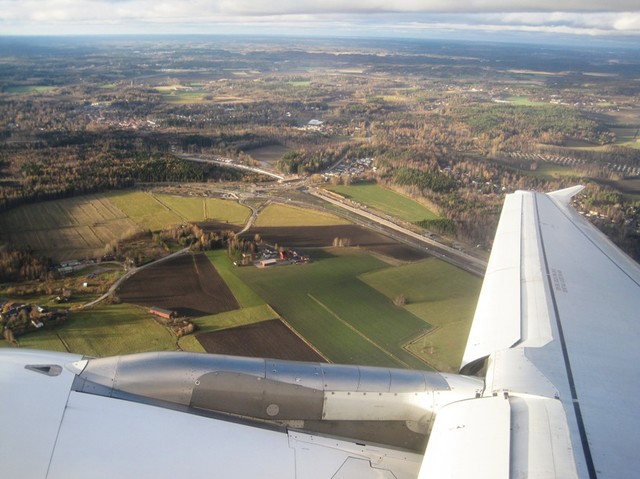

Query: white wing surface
447;187;640;478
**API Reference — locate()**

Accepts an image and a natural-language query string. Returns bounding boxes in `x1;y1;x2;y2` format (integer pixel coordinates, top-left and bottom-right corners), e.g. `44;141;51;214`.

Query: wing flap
418;396;511;478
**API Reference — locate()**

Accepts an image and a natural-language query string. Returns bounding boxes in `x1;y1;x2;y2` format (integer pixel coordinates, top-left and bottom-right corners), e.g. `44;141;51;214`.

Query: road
77;247;191;309
79;194;263;309
307;188;487;276
179;154;286;180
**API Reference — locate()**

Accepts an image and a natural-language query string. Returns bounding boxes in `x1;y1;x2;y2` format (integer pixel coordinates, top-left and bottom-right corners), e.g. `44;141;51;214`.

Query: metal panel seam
534;192;597;479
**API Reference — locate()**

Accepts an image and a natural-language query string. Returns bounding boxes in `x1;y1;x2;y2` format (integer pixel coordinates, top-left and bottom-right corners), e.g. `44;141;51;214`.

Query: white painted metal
532;189;640;478
460;187;640;478
1;350;428;479
418;396;511;478
509;395;579;479
461;192;523;369
0;350;82;479
288;431;422;479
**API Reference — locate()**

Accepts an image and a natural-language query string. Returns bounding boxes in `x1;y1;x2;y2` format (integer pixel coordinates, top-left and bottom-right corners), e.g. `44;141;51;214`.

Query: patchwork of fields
2;191;480;373
0;192;251;261
0;194;140;262
233;248;434;369
361;258;481;372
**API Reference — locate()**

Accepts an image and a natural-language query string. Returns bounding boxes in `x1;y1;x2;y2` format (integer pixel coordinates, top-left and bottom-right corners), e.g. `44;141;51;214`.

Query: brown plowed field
118;253;239;317
246;224;428;262
196;319;327;362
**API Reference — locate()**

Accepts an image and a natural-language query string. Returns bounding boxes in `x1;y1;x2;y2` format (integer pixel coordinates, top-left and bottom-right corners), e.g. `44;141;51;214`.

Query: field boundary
402;327;441;371
151;193;188;221
276;313;331;363
307;293;410;368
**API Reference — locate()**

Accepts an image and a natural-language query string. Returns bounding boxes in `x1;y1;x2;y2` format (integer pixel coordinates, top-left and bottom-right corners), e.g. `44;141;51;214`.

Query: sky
1;0;639;41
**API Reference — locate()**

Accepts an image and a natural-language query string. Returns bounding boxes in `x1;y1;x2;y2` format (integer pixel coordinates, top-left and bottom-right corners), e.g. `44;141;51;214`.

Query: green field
233;248;431;369
288;81;312;87
5;85;57;94
0;191;252;261
2;245;481;371
326;184;438;223
8;304;178;356
361;258;481;372
0;193;141;261
155;86;210;104
107;191;251;230
206;250;265;308
255;203;350;227
611;127;640;150
526;162;583;178
506;96;548;106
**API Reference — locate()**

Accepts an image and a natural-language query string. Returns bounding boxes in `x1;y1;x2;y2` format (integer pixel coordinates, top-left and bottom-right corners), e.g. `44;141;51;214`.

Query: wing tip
548;185;585;205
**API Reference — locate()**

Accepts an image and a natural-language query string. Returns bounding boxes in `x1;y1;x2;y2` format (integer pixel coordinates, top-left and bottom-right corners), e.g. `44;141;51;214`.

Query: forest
1;35;639;263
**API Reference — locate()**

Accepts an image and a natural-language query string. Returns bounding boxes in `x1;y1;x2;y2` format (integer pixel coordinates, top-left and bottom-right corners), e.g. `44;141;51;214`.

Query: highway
307;188;487;276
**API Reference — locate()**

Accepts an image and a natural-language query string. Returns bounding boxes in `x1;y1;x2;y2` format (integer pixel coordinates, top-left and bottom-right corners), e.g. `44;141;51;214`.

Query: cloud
0;0;639;36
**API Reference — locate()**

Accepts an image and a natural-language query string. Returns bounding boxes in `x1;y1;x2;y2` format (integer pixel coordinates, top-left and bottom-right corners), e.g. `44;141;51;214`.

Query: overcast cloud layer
1;0;639;38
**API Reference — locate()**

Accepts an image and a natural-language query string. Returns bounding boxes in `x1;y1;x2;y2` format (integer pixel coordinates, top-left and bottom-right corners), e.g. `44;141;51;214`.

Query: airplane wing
421;187;640;478
2;187;639;478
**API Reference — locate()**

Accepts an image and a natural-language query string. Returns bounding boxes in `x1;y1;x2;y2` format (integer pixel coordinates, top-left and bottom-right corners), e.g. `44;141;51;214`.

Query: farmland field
234;248;431;369
326;184;439;223
117;253;239;317
5;85;57;94
611;127;640;149
177;304;280;352
361;258;481;372
196;319;327;361
12;304;177;356
206;250;265;308
0;194;140;262
255;203;350;227
247;224;429;262
107;191;251;230
252;201;429;260
0;191;251;261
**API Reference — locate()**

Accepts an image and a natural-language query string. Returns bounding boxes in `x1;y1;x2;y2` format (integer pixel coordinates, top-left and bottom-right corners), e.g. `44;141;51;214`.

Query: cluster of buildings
323;157;376;181
0;302;67;340
86;103;158;130
257;248;311;268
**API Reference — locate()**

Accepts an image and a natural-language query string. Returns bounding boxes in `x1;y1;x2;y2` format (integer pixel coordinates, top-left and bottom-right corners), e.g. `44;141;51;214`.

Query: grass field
107;191;251;230
526;162;583;178
5;85;57;94
326;184;439;223
288;80;312;87
9;304;178;356
0;194;140;261
506;96;548;106
611;127;640;150
206;250;265;308
0;191;252;261
255;203;350;227
155;85;210;104
361;258;481;372
233;248;431;369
